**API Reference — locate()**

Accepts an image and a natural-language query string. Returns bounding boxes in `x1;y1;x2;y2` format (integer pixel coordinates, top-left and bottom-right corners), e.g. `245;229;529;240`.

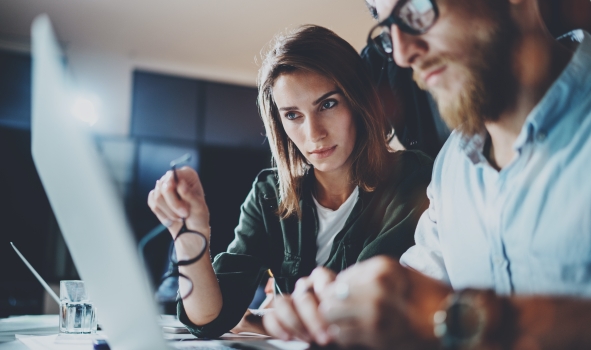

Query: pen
10;242;60;304
267;269;283;297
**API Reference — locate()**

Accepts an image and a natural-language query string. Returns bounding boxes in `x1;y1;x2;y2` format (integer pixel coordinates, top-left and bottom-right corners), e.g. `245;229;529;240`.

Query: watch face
447;301;484;340
434;292;487;348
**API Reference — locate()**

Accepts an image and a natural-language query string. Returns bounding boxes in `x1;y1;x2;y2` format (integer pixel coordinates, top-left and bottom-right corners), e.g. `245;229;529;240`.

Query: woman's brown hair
258;25;391;219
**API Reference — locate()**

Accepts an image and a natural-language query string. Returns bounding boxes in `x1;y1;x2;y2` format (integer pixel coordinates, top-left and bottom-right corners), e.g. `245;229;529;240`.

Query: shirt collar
459;30;591;164
458;130;488;165
513;30;591;151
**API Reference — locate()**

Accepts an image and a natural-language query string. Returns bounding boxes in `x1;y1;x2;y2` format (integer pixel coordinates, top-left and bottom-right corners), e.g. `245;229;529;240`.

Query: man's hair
258;25;390;219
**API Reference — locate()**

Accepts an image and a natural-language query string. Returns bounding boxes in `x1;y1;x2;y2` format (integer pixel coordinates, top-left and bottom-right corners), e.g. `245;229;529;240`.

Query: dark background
0;59;271;316
1;0;591;316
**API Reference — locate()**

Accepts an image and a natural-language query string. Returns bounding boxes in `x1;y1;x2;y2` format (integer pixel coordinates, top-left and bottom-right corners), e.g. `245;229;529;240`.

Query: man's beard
413;20;515;137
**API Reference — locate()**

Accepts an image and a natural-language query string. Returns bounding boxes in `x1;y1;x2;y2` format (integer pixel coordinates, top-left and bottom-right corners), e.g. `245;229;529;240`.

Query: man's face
375;0;515;135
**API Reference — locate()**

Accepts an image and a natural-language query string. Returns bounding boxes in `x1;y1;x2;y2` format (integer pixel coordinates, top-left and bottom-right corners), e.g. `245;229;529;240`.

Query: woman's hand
148;166;222;327
231;309;271;335
147;166;211;239
262;267;336;345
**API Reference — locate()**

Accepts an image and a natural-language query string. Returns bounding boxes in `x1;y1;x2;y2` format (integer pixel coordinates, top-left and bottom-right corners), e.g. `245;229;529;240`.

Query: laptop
30;14;303;350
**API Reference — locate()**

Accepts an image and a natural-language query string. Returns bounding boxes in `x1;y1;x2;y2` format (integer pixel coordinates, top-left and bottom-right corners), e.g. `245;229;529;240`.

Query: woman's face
273;70;357;176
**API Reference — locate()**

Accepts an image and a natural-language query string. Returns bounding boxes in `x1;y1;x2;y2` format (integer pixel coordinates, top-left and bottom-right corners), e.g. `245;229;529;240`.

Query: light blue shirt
400;30;591;296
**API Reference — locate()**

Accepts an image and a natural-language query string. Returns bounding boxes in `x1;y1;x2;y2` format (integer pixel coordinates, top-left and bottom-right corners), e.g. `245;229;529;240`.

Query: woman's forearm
179;253;223;326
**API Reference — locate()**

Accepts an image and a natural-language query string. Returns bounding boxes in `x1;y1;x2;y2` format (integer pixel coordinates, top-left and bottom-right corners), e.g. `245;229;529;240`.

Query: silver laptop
30;14;298;350
31;13;171;350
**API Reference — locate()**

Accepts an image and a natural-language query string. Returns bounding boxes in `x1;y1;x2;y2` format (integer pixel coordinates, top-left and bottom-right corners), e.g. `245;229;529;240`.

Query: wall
64;46;261;137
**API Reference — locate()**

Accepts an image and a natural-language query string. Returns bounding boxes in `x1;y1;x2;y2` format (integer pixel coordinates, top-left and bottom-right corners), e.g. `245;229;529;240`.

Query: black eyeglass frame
167;223;208;267
165;154;208;299
158;222;208;301
367;0;440;57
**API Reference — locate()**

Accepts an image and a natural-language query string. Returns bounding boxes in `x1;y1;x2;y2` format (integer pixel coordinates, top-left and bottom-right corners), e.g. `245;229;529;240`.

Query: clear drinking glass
59;280;97;334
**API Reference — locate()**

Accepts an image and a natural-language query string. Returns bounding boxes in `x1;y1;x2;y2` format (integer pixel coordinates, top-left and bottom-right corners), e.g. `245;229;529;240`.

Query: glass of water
59;280;97;334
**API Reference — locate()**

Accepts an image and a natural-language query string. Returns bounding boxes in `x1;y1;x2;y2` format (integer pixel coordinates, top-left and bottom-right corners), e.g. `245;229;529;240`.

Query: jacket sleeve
357;151;433;261
178;175;271;338
400;153;451;284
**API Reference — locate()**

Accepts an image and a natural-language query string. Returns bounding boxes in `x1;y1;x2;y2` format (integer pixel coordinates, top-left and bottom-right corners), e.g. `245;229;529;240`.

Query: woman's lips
309;145;337;159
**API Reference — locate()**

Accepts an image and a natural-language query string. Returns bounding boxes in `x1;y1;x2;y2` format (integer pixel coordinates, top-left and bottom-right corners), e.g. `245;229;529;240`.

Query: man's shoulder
432;131;466;168
425;130;474;190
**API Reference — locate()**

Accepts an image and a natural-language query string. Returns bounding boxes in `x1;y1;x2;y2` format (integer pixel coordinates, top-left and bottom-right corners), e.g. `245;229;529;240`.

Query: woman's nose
306;116;327;142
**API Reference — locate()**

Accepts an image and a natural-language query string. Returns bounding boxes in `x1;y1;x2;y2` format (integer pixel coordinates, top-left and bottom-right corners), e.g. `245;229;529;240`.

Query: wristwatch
433;289;496;350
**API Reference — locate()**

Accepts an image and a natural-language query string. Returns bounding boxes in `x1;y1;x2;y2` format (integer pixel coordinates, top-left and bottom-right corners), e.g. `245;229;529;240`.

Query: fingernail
179;208;188;217
162;219;172;227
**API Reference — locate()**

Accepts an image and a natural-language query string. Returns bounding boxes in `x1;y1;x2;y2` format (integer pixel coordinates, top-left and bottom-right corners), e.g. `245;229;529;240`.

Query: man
359;5;450;158
263;0;591;348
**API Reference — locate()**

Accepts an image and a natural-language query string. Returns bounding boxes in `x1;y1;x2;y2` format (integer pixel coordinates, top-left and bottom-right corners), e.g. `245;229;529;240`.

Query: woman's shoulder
372;150;433;195
251;168;280;199
383;150;433;179
254;167;279;182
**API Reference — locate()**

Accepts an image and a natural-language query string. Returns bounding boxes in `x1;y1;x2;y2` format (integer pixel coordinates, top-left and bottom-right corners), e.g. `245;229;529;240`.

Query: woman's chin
311;161;345;175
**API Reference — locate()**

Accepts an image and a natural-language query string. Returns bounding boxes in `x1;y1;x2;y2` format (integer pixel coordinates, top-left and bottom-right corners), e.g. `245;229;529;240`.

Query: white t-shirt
312;186;359;266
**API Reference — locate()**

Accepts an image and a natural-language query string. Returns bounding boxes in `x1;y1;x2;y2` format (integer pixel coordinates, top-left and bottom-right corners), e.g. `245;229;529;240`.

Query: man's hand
318;256;451;349
263;267;336;345
147;166;211;239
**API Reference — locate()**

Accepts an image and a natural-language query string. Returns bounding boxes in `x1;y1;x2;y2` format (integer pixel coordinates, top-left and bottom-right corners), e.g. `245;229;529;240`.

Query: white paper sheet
15;334;95;350
0;316;58;342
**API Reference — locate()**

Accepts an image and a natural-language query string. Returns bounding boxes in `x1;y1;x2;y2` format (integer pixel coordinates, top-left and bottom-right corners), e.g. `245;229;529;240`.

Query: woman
147;25;432;338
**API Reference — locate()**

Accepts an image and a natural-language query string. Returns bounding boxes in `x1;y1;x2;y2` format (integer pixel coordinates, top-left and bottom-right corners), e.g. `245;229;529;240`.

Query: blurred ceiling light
71;95;100;126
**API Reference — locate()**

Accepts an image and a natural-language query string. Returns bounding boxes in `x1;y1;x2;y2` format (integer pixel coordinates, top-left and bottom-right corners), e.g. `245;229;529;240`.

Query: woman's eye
285;112;299;120
321;100;337;110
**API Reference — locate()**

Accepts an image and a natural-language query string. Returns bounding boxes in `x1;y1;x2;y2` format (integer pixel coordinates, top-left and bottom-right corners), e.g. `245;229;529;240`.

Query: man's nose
390;25;427;67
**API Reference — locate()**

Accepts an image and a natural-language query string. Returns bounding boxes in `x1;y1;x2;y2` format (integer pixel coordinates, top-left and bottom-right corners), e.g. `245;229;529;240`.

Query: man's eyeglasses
367;0;439;59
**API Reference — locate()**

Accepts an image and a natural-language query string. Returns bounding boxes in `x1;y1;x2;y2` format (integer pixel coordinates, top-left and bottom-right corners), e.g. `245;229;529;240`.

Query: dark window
203;83;265;148
0;51;32;129
131;71;201;141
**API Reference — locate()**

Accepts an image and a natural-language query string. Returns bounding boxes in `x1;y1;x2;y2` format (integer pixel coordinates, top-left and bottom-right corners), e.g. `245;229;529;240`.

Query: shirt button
536;132;546;142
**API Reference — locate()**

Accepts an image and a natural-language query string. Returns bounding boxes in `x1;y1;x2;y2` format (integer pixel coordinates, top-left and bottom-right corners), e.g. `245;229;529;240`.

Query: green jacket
179;150;433;338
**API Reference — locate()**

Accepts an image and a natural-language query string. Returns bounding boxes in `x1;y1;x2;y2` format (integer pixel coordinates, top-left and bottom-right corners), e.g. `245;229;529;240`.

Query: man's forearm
437;291;591;350
507;296;591;350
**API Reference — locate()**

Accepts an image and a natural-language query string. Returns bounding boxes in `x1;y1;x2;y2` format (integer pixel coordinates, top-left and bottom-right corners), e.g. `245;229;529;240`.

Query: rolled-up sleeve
400;180;451;285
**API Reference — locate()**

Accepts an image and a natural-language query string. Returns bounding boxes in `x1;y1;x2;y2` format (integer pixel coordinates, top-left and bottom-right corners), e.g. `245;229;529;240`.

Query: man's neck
485;34;574;170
